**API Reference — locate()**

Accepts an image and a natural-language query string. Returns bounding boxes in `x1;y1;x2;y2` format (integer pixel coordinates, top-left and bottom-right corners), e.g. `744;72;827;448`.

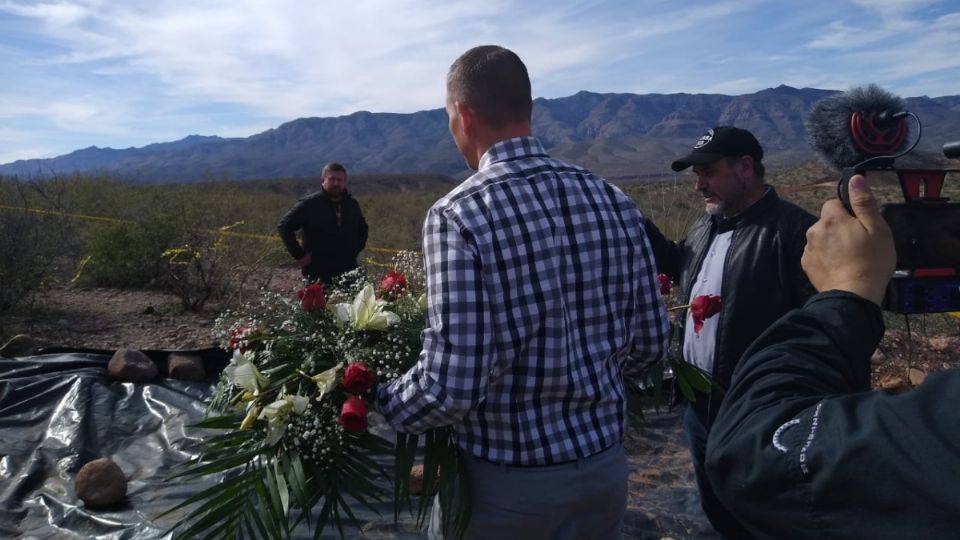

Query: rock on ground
75;458;127;509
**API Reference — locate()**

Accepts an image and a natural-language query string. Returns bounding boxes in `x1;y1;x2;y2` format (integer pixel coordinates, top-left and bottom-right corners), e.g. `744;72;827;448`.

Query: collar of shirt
711;186;774;233
478;136;549;171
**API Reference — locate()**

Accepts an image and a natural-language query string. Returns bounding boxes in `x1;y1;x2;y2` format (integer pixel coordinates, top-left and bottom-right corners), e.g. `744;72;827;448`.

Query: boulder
75;458;127;509
878;374;908;392
167;352;206;381
929;336;957;352
108;348;158;383
0;334;40;357
908;367;927;387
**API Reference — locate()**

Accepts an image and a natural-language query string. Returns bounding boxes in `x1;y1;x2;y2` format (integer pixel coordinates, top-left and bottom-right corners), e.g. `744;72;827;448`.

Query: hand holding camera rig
806;85;960;313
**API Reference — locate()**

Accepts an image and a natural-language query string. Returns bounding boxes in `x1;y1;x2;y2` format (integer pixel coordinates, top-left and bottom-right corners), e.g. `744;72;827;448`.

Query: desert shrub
0;210;51;315
358;190;439;251
80;217;181;288
623;177;703;241
0;178;81;317
160;224;283;312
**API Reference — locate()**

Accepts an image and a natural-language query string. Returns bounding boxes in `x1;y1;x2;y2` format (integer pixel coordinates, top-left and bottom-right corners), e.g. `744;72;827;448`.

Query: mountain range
3;85;959;183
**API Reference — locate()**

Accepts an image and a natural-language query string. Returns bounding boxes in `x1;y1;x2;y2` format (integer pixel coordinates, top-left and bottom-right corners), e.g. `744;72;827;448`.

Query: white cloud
0;126;58;161
1;0;959;163
806;20;894;49
0;0;90;26
700;77;766;95
850;0;939;16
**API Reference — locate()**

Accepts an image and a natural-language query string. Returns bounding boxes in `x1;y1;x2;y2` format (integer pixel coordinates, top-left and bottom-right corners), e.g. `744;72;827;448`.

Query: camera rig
837;115;960;314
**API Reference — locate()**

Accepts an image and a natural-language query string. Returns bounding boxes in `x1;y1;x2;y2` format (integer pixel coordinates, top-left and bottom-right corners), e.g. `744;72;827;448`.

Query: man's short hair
447;45;532;128
322;162;347;177
725;156;766;180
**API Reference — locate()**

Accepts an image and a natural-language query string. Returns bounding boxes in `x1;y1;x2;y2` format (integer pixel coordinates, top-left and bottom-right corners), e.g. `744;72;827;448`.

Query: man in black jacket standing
277;162;369;285
645;126;817;538
706;174;960;538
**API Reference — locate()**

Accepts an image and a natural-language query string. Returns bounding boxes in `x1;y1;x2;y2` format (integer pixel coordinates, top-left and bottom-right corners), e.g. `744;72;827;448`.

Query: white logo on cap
694;129;714;149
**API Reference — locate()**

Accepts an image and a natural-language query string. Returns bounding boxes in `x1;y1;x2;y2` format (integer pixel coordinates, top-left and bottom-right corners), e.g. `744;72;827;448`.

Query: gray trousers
429;443;627;540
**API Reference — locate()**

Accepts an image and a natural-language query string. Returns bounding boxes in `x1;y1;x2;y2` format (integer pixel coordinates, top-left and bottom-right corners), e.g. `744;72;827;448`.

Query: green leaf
191;413;246;429
286;453;311;522
676;367;695;402
671;357;714;396
393;432;419;522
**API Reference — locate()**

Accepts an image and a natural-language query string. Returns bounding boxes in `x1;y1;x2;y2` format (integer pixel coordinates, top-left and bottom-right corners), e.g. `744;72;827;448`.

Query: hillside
3;86;959;184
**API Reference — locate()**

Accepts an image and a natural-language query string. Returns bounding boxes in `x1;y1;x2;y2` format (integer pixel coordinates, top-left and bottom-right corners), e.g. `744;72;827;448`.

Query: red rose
342;362;375;394
690;295;722;335
295;283;326;311
338;396;368;432
228;325;256;353
379;271;408;299
657;273;671;295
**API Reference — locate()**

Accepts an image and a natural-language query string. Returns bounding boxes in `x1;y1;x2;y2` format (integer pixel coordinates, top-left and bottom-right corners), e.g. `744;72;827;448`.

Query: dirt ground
1;267;303;353
3;271;957;389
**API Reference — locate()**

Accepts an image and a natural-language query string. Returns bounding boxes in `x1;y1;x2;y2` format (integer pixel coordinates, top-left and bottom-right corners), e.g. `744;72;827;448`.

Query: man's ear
739;155;757;179
456;101;476;133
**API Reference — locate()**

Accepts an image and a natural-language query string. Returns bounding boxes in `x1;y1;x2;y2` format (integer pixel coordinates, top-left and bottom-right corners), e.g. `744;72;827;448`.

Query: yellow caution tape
0;203;414;255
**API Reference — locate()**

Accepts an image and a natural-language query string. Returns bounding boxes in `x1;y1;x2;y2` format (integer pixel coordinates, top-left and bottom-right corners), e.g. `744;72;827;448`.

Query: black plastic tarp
0;350;426;539
0;349;715;539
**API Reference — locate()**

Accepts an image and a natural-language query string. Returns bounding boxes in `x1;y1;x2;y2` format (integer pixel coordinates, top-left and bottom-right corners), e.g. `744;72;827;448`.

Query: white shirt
683;230;732;373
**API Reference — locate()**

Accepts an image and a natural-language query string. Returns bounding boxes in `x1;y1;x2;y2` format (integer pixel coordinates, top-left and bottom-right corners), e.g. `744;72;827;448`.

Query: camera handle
837;156;895;212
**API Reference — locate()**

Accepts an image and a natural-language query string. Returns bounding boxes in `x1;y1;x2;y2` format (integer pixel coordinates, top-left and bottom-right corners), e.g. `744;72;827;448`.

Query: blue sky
1;0;959;164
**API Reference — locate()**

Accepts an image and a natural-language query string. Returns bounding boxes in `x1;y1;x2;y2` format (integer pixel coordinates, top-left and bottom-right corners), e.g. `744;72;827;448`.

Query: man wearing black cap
644;126;817;539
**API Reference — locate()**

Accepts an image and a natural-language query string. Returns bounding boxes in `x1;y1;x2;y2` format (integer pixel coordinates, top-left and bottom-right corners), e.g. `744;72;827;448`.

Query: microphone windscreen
806;84;908;169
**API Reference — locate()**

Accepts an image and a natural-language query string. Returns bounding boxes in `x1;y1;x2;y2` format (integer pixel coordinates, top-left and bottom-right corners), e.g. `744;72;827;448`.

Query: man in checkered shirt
377;45;669;539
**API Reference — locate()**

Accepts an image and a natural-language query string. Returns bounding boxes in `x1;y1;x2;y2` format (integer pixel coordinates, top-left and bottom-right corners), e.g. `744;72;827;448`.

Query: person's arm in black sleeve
277;200;308;260
643;216;682;278
706;175;960;539
706;292;960;539
358;206;369;252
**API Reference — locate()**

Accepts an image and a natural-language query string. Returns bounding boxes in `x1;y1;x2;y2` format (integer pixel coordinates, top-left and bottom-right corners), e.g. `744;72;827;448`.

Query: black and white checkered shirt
377;136;669;465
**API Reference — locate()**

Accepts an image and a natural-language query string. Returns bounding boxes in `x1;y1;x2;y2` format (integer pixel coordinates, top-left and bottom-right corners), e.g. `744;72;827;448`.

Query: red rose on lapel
690;295;722;335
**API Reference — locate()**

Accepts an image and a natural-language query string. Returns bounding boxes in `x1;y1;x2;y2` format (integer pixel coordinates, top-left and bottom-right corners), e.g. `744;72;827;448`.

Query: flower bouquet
161;258;469;539
628;274;717;420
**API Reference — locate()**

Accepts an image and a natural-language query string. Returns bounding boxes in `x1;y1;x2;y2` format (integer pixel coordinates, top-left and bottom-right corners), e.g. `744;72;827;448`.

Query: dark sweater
277;188;368;283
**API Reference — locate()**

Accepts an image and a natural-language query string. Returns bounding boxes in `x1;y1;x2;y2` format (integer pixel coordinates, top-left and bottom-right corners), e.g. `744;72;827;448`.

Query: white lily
304;363;342;402
239;405;260;431
225;350;268;394
259;394;310;446
334;284;400;331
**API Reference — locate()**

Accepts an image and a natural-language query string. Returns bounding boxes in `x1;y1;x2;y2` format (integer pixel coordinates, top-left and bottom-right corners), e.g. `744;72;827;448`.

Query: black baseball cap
671;126;764;172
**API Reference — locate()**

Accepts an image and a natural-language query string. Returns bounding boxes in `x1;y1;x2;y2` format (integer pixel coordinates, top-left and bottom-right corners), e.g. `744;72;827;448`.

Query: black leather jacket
277;188;368;283
645;187;816;425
